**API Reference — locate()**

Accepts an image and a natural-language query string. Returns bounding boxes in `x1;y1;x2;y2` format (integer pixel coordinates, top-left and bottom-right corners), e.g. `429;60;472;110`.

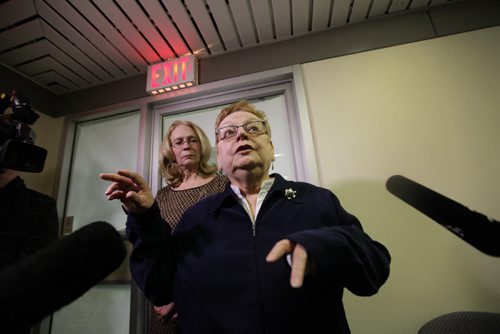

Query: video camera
0;89;47;173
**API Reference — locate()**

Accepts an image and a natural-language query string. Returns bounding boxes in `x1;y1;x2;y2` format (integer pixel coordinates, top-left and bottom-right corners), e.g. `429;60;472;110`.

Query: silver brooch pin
284;188;297;199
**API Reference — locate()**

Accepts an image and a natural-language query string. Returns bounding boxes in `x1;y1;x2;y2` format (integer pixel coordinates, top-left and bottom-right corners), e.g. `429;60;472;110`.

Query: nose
235;126;249;140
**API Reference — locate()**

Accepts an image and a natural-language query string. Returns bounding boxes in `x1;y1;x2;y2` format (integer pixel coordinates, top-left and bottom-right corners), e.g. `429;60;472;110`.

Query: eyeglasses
216;120;267;141
171;137;200;148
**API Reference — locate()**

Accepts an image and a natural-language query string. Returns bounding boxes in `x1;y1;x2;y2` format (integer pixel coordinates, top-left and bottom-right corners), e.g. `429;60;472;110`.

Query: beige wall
301;26;500;333
20;112;65;197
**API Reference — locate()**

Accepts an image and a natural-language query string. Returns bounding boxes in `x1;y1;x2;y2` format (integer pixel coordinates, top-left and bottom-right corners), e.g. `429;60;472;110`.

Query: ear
270;139;275;161
215;143;222;169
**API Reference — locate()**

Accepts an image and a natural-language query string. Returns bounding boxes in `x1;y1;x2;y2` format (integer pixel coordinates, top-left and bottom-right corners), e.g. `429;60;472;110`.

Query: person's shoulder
198;188;228;207
274;174;326;192
24;187;57;207
155;185;170;199
273;174;334;201
186;185;229;215
26;187;56;200
212;174;230;189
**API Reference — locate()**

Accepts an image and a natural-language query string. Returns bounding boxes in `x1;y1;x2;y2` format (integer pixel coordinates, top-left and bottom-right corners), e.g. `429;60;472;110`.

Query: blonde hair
215;100;271;142
159;120;216;187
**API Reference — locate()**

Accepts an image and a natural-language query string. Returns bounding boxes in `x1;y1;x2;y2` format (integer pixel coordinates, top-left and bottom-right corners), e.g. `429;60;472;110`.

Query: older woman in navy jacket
101;100;390;334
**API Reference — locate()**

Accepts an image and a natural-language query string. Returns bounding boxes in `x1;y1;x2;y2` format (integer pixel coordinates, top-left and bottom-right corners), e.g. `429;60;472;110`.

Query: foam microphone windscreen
386;175;500;257
0;221;126;330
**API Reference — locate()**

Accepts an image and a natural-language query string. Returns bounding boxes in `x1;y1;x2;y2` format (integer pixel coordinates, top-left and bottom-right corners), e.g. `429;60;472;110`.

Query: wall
301;26;500;333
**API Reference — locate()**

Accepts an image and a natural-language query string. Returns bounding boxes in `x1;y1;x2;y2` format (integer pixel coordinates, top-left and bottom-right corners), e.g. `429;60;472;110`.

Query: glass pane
51;285;130;334
64;112;140;233
54;112;139;333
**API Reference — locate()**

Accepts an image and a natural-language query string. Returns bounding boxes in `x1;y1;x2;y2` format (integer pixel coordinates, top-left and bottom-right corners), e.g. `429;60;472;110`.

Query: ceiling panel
185;0;224;54
97;0;162;63
41;21;107;83
0;20;44;53
45;0;138;76
69;0;146;70
143;0;190;56
332;0;351;27
312;0;333;31
252;0;275;42
292;1;310;35
207;0;240;50
229;0;257;47
0;0;470;95
370;0;391;17
32;69;80;90
410;0;431;9
0;0;37;30
351;0;372;23
116;0;176;60
0;40;47;65
163;0;207;55
389;0;412;13
36;0;124;79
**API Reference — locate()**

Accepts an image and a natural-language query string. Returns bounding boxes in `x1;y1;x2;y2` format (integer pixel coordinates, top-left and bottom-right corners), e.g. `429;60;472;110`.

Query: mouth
235;144;253;154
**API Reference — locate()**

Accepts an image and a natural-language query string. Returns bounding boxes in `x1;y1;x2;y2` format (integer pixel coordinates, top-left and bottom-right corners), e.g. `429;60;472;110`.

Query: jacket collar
209;173;298;214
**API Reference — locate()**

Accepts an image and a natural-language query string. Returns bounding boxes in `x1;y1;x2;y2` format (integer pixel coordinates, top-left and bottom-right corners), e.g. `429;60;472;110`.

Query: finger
100;174;136;195
266;239;293;262
124;189;155;212
290;244;308;288
99;173;132;184
125;190;147;205
104;182;126;196
117;170;148;189
107;190;127;201
163;303;175;316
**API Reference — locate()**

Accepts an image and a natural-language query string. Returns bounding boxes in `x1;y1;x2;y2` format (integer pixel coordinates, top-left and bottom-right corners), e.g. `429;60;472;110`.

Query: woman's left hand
153;302;178;321
266;239;308;288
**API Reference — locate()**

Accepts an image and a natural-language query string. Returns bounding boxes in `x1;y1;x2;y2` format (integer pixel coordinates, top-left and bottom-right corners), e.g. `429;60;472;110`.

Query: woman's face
216;111;274;178
170;124;201;170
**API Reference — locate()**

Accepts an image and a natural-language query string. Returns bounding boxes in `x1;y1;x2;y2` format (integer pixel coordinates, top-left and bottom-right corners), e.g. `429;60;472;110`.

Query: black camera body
0;90;47;173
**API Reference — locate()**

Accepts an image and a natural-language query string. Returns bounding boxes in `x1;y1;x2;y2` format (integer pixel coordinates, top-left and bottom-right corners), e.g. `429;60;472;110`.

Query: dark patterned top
156;174;229;230
148;174;228;334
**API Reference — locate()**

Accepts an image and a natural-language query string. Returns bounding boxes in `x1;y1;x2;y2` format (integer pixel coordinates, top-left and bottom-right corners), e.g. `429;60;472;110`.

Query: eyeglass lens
217;121;266;140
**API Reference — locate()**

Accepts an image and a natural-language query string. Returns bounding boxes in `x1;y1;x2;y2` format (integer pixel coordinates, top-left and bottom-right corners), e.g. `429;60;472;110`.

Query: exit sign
146;55;198;95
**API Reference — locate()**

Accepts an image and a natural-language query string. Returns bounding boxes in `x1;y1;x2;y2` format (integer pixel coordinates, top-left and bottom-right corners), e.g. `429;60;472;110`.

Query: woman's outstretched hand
99;169;155;213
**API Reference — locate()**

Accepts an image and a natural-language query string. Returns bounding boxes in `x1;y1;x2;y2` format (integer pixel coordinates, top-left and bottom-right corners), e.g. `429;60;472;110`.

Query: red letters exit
146;55;197;95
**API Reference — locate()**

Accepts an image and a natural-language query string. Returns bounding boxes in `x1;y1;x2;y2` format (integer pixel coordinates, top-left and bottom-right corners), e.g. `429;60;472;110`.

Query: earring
272;161;274;171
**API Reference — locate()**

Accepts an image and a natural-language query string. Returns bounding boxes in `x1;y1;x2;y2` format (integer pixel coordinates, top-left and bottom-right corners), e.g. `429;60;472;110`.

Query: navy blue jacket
127;174;390;334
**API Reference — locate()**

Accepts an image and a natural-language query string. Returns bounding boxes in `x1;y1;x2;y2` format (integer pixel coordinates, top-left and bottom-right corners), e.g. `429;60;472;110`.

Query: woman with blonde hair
142;120;227;333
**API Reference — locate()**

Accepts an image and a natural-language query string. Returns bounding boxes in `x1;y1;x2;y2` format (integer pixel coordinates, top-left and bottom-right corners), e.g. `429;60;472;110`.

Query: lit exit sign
146;55;198;95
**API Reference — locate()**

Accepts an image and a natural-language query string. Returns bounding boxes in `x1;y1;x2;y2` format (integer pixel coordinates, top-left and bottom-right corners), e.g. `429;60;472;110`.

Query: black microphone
386;175;500;257
0;221;127;330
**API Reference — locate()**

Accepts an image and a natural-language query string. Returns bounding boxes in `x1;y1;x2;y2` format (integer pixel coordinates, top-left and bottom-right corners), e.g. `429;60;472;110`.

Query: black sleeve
288;191;391;296
126;202;176;306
